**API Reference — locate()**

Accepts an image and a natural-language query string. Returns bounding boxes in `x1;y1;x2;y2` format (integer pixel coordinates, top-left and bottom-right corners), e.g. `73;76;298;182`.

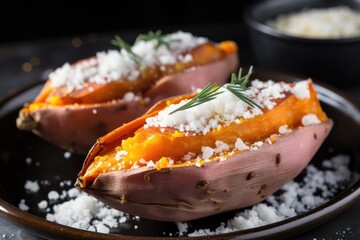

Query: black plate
0;69;359;240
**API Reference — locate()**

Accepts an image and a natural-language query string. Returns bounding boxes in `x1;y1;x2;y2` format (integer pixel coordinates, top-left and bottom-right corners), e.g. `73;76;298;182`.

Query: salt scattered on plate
186;154;351;236
19;154;351;236
63;151;71;159
24;180;40;193
18;199;29;211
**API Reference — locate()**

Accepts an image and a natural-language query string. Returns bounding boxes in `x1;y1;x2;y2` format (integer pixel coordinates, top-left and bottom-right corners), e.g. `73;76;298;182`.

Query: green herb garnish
169;66;263;114
111;35;141;64
226;66;263;109
112;30;180;64
169;83;223;114
136;30;180;50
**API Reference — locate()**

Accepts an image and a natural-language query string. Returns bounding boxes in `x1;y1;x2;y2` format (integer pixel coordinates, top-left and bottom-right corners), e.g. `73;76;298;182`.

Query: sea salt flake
291;81;310;99
38;200;48;209
279;125;292;134
25;157;32;165
64;151;71;159
201;146;214;159
235;138;249;151
24;180;40;193
48;190;60;200
302;114;321;126
176;222;189;236
19;199;29;211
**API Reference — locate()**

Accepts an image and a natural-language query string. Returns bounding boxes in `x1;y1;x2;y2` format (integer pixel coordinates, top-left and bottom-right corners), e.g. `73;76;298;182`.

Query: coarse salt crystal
235;138;249;151
201;146;214;159
38;200;48;209
96;223;110;233
25;157;32;165
68;188;81;198
123;92;135;102
147;160;155;167
278;125;292;134
214;141;230;153
291;81;310;99
64;151;71;159
176;222;189;236
40;180;51;186
60;180;72;187
24;180;40;193
48;190;60;201
178;54;193;63
19;199;29;211
302;114;321;126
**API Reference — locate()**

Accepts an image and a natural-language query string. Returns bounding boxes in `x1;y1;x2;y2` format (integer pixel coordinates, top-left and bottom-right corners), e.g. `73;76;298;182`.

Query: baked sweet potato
76;78;332;221
16;32;238;154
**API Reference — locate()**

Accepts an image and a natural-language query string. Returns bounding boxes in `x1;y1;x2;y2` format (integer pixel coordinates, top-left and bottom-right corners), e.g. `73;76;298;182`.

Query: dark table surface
0;23;359;240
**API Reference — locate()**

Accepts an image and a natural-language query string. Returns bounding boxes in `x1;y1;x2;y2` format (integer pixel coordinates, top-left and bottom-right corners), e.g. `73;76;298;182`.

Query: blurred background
0;0;359;93
0;0;256;97
0;0;252;44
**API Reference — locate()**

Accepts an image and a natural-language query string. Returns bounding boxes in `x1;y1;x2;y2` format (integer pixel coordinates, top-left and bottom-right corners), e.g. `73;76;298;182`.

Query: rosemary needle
169;66;263;114
226;66;263;110
169;83;223;115
111;35;142;64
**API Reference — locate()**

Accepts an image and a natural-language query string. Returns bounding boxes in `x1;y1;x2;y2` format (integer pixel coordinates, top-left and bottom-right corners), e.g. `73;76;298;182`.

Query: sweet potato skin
17;53;238;153
78;120;332;221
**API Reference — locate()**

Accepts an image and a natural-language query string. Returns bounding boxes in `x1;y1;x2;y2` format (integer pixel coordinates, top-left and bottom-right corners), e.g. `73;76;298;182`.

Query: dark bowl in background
244;0;360;88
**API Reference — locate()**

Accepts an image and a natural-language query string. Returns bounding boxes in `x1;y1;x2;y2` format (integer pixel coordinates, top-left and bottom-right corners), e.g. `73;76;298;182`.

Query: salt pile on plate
45;187;129;233
19;154;351;236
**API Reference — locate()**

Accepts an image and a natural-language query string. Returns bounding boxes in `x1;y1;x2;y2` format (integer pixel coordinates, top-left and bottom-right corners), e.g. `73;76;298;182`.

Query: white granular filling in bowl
20;154;351;236
268;6;360;39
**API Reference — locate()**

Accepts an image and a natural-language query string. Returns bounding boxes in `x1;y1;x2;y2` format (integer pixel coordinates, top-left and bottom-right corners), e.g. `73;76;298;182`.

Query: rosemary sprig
231;65;253;87
169;83;223;114
136;30;180;50
169;66;263;114
111;35;141;64
226;66;263;110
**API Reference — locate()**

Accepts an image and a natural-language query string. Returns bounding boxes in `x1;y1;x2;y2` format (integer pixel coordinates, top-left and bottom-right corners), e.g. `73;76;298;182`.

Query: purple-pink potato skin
80;120;333;222
22;53;238;153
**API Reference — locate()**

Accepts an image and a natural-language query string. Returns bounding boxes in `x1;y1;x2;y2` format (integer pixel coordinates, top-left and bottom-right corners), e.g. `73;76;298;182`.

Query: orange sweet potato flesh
80;80;328;183
33;41;237;106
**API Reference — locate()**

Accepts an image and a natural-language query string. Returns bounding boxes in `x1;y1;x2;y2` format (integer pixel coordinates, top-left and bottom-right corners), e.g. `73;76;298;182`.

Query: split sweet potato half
77;78;332;222
17;32;238;153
